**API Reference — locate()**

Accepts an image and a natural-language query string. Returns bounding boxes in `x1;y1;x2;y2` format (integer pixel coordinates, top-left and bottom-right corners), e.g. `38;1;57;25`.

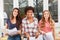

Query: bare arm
17;24;22;35
5;23;8;29
5;23;8;35
52;21;56;40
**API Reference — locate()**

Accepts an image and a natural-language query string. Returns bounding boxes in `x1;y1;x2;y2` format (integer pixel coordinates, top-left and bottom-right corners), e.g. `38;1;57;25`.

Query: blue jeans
8;35;21;40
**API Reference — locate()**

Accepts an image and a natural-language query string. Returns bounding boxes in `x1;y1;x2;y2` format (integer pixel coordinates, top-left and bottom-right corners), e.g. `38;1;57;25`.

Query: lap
8;35;21;40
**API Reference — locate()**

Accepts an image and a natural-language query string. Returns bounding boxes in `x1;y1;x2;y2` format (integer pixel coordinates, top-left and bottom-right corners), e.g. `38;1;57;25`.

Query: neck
10;17;16;24
27;17;34;23
12;17;16;21
45;19;48;22
27;17;33;20
14;17;16;19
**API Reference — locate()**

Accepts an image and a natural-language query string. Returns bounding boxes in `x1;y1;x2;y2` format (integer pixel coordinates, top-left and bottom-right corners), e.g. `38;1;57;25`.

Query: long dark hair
10;8;22;29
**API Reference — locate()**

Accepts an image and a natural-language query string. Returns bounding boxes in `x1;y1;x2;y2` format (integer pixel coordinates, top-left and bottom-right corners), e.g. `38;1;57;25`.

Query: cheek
16;13;18;15
46;14;49;18
13;12;18;16
44;15;46;17
44;14;49;18
27;13;32;16
47;15;49;17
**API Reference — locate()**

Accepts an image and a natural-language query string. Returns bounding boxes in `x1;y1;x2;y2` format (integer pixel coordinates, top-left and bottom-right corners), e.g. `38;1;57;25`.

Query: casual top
38;20;52;33
6;19;17;30
22;17;38;37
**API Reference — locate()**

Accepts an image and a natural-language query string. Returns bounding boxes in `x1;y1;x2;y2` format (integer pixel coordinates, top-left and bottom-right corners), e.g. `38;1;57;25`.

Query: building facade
0;0;60;36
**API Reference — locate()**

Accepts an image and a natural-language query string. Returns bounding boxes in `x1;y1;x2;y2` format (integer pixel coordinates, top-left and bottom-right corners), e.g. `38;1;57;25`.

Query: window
4;0;13;25
19;0;28;18
49;0;58;22
33;0;43;21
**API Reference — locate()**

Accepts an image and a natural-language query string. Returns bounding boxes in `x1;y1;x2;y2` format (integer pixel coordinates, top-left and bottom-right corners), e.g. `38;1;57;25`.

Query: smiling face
26;10;34;18
43;11;50;20
13;9;18;18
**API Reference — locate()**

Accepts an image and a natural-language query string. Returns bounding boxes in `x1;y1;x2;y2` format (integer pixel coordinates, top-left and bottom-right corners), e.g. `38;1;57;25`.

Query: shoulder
6;19;10;23
38;19;43;25
39;19;42;23
34;17;38;23
52;19;55;24
33;17;38;24
34;17;38;21
22;17;27;23
51;19;55;29
7;19;10;21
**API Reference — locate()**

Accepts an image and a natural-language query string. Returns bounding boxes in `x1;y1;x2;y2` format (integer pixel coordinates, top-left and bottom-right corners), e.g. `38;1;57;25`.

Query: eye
15;11;16;12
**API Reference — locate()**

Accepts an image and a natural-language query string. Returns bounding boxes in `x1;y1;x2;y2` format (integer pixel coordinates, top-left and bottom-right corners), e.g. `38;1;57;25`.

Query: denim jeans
8;35;21;40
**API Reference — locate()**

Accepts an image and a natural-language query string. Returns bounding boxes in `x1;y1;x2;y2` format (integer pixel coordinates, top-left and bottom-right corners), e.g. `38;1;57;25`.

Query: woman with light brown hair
37;10;56;40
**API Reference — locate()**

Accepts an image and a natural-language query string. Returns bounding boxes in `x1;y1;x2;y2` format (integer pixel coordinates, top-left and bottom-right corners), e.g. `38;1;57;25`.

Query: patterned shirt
22;17;38;37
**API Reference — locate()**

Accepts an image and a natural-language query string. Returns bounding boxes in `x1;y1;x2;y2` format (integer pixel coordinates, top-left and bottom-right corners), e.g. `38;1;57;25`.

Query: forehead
13;9;18;11
43;11;49;15
27;10;33;12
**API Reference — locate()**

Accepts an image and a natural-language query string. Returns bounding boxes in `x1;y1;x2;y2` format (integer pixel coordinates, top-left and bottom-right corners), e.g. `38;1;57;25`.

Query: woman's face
13;9;18;17
26;10;34;18
44;11;50;20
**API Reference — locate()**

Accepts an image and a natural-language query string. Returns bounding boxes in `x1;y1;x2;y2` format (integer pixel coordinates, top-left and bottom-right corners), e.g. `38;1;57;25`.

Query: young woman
22;6;38;40
5;8;22;40
38;10;56;40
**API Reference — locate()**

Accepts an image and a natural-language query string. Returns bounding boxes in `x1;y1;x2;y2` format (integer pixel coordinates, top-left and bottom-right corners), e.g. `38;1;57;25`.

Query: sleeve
6;19;9;24
22;20;25;35
5;19;9;29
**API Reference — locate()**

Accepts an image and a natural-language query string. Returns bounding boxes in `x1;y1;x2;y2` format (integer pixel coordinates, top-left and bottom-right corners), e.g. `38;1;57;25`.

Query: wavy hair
40;10;54;29
10;8;22;29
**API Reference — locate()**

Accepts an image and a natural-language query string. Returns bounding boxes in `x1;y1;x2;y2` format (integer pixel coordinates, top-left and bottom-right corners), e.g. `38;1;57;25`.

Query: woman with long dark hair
5;8;22;40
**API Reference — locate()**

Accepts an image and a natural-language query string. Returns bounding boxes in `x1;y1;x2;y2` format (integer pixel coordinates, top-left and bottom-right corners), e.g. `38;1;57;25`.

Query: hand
24;32;27;35
54;36;56;40
5;32;8;36
41;31;46;35
35;32;39;38
54;38;56;40
26;33;30;38
24;32;30;38
17;30;21;35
